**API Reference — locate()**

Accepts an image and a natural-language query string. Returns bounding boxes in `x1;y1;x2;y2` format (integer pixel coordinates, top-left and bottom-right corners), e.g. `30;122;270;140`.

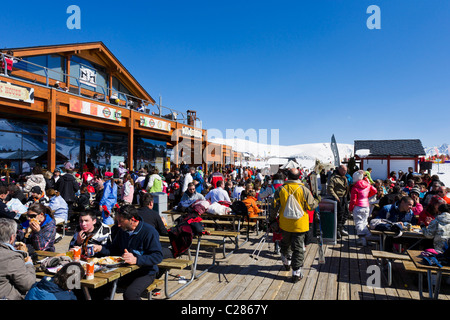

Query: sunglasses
27;214;38;219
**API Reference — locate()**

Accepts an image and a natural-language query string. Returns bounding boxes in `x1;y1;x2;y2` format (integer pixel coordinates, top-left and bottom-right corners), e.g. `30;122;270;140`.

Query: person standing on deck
269;168;318;283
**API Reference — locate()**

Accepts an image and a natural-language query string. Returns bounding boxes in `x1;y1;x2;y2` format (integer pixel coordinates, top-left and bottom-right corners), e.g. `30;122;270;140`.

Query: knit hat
352;170;365;183
410;187;420;195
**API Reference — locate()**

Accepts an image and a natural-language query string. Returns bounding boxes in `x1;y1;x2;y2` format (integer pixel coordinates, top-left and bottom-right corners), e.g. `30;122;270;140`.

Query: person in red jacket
419;195;446;227
349;170;377;246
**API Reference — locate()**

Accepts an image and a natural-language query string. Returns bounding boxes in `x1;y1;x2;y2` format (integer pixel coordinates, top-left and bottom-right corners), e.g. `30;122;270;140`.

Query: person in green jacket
365;168;375;184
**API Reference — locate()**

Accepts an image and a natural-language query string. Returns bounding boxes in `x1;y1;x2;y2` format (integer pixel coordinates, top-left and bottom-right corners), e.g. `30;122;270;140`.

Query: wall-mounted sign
69;98;122;121
140;116;171;132
0;81;34;103
79;66;97;88
181;126;202;139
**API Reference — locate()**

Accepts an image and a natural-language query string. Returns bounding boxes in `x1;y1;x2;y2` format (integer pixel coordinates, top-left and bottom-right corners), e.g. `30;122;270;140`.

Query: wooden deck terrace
149;219;450;301
55;218;450;301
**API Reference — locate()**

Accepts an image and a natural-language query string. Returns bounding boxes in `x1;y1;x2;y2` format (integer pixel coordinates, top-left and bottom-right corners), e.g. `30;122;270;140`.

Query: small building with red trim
354;139;426;180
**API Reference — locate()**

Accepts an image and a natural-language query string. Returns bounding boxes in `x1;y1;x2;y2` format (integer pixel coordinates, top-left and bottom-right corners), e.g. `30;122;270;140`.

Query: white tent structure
280;160;300;169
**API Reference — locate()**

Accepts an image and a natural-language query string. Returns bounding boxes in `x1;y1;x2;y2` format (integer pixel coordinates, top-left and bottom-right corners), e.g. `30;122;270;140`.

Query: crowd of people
1;159;449;299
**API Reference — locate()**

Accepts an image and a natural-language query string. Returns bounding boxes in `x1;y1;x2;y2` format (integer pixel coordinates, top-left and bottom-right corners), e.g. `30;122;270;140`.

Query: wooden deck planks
146;219;450;301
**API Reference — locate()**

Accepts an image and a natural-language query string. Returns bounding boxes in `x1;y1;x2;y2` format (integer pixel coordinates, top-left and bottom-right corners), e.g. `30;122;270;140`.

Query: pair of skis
309;172;325;264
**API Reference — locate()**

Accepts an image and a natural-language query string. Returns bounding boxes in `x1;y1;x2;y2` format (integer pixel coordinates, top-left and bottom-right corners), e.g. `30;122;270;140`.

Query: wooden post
47;89;57;172
128;112;134;171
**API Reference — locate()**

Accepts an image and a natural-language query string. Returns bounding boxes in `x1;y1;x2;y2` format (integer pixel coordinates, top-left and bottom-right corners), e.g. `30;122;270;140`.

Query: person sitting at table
25;186;49;207
241;189;261;219
25;262;85;300
138;192;168;236
178;182;205;210
437;186;450;204
94;205;163;300
22;203;56;252
419;195;447;227
376;196;417;225
422;204;450;252
205;180;231;204
376;196;419;252
378;185;403;209
409;187;424;221
69;210;112;254
0;218;36;300
0;186;17;220
46;189;69;226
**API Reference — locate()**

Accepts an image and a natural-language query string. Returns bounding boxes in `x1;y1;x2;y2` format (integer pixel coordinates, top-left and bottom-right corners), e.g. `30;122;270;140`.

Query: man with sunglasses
437;186;450;204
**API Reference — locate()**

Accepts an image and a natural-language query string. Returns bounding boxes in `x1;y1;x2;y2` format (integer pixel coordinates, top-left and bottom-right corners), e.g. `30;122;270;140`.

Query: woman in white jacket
422;204;450;252
24;166;47;195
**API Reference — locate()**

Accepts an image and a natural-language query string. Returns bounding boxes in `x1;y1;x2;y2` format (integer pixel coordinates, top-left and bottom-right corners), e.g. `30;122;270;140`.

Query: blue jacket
25;277;77;300
377;202;417;225
192;172;204;193
100;218;163;276
99;180;118;225
49;195;69;222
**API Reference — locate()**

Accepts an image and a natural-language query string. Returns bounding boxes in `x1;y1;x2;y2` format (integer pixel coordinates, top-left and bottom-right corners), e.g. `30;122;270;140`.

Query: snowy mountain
208;137;354;168
424;143;450;157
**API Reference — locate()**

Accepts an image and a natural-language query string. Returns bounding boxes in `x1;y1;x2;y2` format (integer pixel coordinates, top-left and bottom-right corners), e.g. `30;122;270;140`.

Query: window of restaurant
112;76;131;101
134;136;167;173
18;54;66;82
0;119;48;175
56;126;128;173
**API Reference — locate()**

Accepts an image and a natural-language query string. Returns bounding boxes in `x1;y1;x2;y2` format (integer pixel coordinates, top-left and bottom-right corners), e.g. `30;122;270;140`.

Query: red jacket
349;180;377;211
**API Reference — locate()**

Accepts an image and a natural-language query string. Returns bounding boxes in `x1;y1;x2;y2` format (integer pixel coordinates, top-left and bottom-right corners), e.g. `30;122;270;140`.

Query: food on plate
91;256;124;265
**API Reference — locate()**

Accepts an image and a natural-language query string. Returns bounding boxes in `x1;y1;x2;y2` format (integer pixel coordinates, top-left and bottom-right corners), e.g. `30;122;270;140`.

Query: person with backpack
269;168;318;283
146;168;163;193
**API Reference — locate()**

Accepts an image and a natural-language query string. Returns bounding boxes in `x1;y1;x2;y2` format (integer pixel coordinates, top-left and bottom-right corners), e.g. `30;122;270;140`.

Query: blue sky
2;1;450;147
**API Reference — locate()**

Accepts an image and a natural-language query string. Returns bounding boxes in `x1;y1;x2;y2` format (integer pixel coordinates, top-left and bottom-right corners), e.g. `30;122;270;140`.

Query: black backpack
231;201;250;236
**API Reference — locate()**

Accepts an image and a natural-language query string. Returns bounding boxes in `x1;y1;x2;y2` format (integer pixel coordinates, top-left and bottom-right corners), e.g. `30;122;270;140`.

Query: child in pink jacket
350;170;377;245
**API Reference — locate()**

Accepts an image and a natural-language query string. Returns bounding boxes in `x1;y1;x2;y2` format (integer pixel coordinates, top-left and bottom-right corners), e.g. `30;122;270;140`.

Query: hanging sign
0;80;34;103
69;98;122;121
139;116;171;132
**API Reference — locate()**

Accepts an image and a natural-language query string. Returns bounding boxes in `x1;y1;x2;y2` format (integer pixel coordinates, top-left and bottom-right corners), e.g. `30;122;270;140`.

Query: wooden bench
205;229;243;258
146;258;195;299
372;250;411;286
145;279;164;300
160;236;220;279
403;259;450;299
202;219;256;227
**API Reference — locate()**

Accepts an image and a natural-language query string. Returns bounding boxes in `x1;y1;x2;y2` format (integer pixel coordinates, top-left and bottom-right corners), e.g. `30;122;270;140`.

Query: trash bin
151;192;168;215
313;198;337;244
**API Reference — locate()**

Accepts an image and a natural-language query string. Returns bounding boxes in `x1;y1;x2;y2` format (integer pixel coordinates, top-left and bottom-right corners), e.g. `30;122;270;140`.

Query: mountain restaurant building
0;42;208;176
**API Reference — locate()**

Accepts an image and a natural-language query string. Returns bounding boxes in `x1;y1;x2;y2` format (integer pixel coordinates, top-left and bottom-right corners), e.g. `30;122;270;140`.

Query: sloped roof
354;139;426;157
2;42;155;103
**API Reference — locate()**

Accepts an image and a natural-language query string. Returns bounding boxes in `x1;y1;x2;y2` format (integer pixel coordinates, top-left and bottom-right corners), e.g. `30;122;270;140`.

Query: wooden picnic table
407;250;450;299
369;227;425;252
163;209;254;251
34;250;139;300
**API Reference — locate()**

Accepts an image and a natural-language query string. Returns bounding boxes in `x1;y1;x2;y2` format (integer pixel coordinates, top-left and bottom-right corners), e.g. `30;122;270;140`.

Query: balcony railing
0;53;202;128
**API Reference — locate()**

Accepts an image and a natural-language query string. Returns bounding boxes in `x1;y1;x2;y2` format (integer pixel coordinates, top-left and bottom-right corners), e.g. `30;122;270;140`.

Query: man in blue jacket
95;205;163;300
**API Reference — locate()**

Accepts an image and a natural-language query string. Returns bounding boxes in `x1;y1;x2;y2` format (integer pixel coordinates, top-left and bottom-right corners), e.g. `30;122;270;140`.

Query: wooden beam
47;89;57;172
128;112;134;171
